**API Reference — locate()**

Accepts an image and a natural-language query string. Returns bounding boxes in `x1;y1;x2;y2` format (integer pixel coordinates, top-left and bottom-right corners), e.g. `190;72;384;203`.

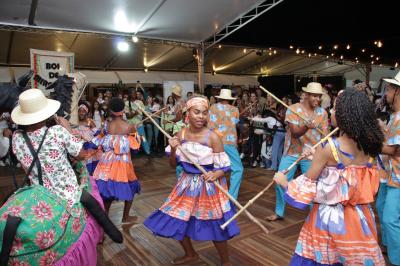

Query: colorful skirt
144;172;240;241
83;142;102;176
94;150;140;201
290;203;385;266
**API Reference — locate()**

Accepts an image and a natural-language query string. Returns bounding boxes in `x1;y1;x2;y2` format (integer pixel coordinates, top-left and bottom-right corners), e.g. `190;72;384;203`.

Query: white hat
383;71;400;87
11;89;60;125
302;82;324;94
171;85;182;97
215;89;236;101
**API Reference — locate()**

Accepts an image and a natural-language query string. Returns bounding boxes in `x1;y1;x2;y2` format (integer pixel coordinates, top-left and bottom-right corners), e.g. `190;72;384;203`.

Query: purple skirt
290;253;344;266
144;203;240;241
96;179;141;201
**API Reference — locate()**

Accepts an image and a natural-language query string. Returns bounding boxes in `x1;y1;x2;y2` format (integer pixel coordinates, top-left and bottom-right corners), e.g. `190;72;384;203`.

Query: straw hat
171;85;182;97
215;89;236;101
383;71;400;87
302;82;324;94
11;89;60;125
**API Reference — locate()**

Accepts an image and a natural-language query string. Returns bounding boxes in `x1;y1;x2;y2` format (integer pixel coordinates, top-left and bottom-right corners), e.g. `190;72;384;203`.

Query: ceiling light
340;55;344;60
355;57;358;60
289;45;294;49
326;55;329;59
301;50;305;54
117;41;129;52
346;44;350;49
308;53;311;57
273;50;277;54
376;57;380;60
370;54;374;58
377;40;383;48
331;53;335;56
132;35;139;43
396;62;399;68
318;45;322;50
356;60;359;63
243;48;247;53
314;53;317;56
333;45;338;49
218;44;222;48
296;48;300;54
144;68;148;72
371;61;375;64
361;49;366;52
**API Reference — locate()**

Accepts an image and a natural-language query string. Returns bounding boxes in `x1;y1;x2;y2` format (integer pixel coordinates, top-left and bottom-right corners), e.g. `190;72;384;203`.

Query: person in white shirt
260;134;273;169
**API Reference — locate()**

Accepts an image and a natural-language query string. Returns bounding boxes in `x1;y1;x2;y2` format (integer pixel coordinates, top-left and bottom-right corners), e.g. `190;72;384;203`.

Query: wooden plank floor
0;157;388;265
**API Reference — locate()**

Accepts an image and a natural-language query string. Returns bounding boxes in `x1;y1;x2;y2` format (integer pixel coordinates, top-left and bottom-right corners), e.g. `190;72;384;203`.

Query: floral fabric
283;103;328;157
209;103;239;145
385;111;400;188
12;126;83;208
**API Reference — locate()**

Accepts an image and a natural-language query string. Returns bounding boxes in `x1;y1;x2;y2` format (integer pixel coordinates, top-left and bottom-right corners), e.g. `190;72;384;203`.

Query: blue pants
137;125;150;155
271;131;285;171
276;155;311;217
225;144;244;200
381;185;400;265
145;121;159;152
375;182;387;246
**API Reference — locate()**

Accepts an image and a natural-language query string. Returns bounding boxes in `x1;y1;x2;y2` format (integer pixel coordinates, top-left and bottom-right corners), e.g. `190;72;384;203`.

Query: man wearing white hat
378;71;400;266
208;89;243;200
267;82;329;221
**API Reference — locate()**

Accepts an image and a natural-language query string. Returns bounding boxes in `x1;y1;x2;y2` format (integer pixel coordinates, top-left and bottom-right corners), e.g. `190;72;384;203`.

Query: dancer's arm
168;131;182;168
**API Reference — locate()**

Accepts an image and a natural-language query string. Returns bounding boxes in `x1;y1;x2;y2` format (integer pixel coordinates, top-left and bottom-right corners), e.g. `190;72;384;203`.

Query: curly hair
335;88;384;157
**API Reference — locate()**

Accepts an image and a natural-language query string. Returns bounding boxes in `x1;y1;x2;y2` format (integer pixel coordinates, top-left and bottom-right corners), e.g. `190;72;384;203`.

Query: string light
314;53;317;56
371;61;375;64
377;40;383;48
243;48;247;53
376;57;380;61
308;53;311;57
340;55;344;60
370;54;374;58
396;62;399;68
361;49;366;52
268;52;272;56
301;50;305;54
273;50;277;54
331;53;335;56
296;48;300;54
346;44;351;49
144;68;148;72
318;46;323;50
289;45;294;49
326;55;329;59
355;57;358;60
218;44;222;48
333;45;339;49
356;60;359;63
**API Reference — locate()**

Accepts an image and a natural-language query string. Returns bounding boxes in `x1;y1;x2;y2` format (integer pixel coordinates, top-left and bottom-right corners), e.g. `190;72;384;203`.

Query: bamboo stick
259;85;326;136
137;104;269;235
140;106;168;123
220;127;339;230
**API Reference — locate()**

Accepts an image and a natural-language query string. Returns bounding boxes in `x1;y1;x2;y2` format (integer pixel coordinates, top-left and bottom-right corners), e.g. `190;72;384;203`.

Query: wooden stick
140;106;168;123
259;85;326;136
137;104;269;235
221;127;339;230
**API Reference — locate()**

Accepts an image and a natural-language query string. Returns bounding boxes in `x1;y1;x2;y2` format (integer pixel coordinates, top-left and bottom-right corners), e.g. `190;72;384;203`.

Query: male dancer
209;89;243;199
267;82;328;221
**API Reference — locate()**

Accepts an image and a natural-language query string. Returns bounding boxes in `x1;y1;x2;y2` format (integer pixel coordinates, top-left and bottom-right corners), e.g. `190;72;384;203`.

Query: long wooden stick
259;85;326;136
140;106;168;123
221;127;339;230
137;104;269;234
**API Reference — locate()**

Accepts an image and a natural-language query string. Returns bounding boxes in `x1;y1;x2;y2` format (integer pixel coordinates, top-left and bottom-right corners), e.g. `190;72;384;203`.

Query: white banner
30;49;74;95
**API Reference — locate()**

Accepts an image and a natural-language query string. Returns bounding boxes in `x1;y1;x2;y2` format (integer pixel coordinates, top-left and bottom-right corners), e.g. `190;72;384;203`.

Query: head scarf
78;104;89;113
184;96;209;124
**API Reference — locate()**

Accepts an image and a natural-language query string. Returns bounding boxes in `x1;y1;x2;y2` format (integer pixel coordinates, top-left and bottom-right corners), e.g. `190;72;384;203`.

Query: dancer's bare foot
121;215;138;223
266;214;283;221
171;254;199;265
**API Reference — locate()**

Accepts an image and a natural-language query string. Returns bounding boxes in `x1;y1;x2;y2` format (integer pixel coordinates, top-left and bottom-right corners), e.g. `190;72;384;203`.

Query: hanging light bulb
296;48;300;54
301;50;305;54
331;53;335;56
371;61;375;64
370;54;374;58
318;45;323;50
376;57;380;60
268;52;272;56
218;44;222;48
290;45;294;49
396;62;399;68
377;40;383;48
374;41;378;45
314;53;317;56
243;48;247;53
361;49;366;52
356;60;359;63
333;45;339;49
326;55;329;59
340;55;344;60
273;50;277;54
346;44;350;49
308;53;311;57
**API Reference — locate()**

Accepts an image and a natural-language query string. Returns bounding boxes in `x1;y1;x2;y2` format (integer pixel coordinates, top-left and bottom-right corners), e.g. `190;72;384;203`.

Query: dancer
144;96;239;265
93;97;141;223
378;71;400;266
209;89;243;200
274;89;385;265
267;82;328;221
4;89;103;265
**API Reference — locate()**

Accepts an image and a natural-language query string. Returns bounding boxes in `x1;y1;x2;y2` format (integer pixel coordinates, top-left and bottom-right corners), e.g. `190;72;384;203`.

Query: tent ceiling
0;28;367;76
0;0;264;43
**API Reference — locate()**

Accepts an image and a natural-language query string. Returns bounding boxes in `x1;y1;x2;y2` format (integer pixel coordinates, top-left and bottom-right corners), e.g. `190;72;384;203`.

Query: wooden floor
0;157;388;266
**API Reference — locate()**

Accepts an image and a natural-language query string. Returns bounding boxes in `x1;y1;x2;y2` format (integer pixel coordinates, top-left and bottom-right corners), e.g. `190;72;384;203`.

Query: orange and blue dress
285;138;384;265
92;131;141;201
144;130;240;241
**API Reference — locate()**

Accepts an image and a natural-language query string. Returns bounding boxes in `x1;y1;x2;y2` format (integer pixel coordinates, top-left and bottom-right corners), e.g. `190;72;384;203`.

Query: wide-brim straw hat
302;82;324;94
171;85;183;97
11;88;60;125
383;71;400;87
216;89;237;101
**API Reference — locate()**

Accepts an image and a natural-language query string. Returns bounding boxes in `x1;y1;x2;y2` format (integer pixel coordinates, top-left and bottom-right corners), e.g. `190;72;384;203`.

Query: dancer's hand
55;115;73;132
203;171;219;182
273;172;288;187
2;128;12;138
168;136;180;151
302;144;315;160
